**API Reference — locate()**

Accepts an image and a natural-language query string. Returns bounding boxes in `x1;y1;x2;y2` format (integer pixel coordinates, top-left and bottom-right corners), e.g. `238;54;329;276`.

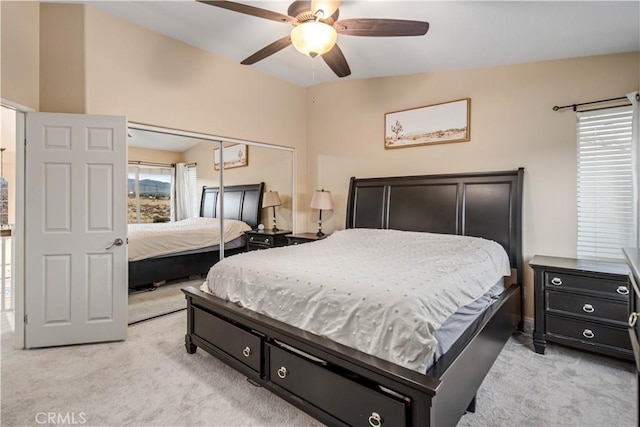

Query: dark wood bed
128;183;264;289
182;169;524;426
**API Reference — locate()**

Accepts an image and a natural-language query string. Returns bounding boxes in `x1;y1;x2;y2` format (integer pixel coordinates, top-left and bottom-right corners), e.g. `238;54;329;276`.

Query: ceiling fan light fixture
291;21;337;57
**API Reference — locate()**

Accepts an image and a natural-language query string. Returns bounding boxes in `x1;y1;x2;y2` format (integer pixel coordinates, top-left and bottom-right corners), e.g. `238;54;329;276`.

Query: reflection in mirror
127;125;294;323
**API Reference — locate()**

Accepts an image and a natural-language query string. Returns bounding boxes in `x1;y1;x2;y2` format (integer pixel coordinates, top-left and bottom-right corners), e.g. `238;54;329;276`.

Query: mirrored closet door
126;124;294;324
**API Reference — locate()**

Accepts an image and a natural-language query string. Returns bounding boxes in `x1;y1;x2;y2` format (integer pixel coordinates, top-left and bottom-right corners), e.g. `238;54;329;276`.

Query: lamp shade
310;190;333;210
290;21;337;57
262;191;282;208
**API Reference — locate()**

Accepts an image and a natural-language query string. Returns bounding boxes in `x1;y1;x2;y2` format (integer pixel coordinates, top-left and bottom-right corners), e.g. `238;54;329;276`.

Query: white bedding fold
128;217;251;261
206;228;511;372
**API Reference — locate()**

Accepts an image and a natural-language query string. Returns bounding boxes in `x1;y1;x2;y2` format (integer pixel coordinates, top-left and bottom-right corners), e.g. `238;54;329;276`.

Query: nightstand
286;233;327;246
245;230;290;251
530;255;632;360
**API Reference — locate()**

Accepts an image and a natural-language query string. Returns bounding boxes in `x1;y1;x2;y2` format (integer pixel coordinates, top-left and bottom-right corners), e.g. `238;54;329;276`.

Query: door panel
25;113;127;348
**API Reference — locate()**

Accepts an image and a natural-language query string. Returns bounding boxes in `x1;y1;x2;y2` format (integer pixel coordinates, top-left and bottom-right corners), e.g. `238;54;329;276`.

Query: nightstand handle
617;286;629;295
249;236;254;242
265;238;270;244
582;304;594;313
582;329;594;339
550;277;563;286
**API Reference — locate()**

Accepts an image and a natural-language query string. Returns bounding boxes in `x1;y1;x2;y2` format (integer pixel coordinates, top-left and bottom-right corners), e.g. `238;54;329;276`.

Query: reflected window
128;165;173;223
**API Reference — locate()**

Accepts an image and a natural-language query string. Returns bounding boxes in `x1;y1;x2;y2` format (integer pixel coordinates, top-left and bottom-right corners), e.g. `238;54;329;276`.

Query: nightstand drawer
287;237;308;246
546;314;631;351
248;234;273;246
546;291;627;323
545;271;629;298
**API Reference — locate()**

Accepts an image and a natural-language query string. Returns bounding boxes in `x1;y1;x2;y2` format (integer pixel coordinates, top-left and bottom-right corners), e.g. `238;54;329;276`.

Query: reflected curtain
174;163;194;220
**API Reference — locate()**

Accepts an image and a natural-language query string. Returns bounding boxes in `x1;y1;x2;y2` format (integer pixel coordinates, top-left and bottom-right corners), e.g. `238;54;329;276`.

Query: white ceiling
87;1;639;87
128;128;208;151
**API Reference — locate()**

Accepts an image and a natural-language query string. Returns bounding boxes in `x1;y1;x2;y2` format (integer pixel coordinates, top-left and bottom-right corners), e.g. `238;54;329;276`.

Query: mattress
128;217;251;261
134;235;246;260
206;228;511;372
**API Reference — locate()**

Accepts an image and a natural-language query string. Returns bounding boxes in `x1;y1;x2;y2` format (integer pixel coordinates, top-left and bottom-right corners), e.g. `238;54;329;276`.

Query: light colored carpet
1;311;635;427
128;279;202;324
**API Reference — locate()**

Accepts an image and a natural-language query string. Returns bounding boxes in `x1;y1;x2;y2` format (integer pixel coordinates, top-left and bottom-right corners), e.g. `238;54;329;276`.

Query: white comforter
207;228;511;372
128;217;251;261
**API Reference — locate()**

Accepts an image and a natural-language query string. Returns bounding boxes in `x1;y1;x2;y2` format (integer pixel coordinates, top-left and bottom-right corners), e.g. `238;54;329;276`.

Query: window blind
577;105;636;259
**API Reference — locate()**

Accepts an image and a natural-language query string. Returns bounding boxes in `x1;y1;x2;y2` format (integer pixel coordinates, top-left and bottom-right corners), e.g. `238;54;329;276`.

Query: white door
25;113;128;348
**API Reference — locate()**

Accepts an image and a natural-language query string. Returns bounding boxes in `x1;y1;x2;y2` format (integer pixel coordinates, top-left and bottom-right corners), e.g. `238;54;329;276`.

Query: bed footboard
182;282;521;427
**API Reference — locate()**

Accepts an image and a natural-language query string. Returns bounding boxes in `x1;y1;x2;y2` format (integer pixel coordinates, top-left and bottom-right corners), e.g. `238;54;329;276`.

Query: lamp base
271;208;278;232
316;230;325;237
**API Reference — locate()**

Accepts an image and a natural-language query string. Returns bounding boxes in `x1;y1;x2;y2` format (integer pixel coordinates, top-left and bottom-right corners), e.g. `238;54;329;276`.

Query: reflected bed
128;183;264;289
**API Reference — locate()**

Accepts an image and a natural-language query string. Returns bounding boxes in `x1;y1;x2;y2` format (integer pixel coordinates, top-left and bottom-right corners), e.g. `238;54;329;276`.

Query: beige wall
128;146;184;165
306;52;640;317
183;141;294;230
39;3;85;113
82;6;309;230
1;1;40;110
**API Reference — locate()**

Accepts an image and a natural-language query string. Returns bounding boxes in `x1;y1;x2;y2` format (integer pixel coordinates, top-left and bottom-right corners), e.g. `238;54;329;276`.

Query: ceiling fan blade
198;1;295;24
241;36;292;65
322;43;351;78
335;19;429;37
311;0;341;19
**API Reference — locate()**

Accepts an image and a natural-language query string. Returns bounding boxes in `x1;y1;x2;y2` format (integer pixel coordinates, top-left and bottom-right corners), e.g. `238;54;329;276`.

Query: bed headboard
346;169;524;282
200;183;265;230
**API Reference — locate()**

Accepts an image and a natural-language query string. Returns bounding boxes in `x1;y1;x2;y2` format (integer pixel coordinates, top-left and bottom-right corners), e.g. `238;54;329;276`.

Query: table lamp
310;189;333;237
262;191;282;232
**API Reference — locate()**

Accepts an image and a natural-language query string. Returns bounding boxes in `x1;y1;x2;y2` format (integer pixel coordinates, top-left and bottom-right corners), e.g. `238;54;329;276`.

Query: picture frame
384;98;471;149
214;143;249;170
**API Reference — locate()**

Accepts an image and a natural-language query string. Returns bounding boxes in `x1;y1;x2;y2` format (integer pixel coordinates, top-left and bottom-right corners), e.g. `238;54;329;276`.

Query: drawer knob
582;329;594;339
249;236;254;241
368;412;382;427
582;304;594;313
265;238;270;244
242;346;252;358
617;286;629;295
277;366;288;379
550;277;563;286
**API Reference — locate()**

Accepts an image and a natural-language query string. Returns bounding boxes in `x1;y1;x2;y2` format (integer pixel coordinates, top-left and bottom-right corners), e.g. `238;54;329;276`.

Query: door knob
106;238;124;250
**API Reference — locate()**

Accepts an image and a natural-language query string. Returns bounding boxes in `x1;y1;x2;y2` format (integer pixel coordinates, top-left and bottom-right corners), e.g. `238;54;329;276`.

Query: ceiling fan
198;0;430;78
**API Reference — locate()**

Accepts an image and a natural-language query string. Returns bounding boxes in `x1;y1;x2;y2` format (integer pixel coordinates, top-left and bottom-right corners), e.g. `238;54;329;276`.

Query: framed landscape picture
214;143;249;170
384;98;470;149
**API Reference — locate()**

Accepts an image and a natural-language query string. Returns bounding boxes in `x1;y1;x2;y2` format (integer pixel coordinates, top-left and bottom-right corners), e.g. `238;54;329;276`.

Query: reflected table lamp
262;191;282;232
310;189;333;237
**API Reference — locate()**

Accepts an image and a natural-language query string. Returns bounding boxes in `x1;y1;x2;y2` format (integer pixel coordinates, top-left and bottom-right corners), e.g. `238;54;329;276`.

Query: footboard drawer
193;306;262;373
268;344;406;427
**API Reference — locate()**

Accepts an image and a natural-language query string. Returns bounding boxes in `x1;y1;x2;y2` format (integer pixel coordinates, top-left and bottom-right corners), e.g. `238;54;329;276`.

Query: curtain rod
553;94;637;112
128;161;197;167
128;160;173;167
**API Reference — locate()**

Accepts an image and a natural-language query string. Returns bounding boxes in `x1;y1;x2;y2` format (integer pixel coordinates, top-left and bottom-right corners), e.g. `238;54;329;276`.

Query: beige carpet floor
1;310;636;426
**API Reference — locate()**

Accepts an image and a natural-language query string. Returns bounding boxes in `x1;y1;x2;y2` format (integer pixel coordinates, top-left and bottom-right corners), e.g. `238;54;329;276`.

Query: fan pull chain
311;58;316;103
